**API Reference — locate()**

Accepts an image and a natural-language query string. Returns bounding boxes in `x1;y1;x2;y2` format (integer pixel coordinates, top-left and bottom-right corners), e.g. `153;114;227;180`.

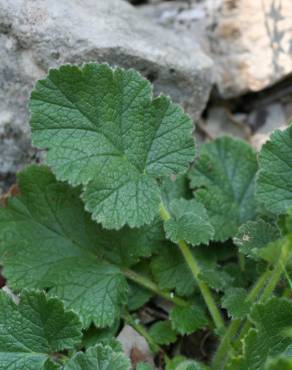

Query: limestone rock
139;0;292;98
0;0;213;188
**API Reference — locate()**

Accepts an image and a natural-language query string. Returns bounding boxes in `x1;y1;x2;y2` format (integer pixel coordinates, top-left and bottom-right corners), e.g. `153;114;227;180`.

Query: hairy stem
233;240;290;350
159;202;225;332
123;268;188;307
213;238;290;369
212;270;272;370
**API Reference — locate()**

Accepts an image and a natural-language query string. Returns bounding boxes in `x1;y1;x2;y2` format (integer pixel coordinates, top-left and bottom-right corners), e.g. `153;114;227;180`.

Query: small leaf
222;288;250;318
0;165;128;328
256;126;292;215
29;63;195;229
233;219;281;260
164;199;214;246
0;290;81;369
64;343;131;370
199;268;234;292
170;305;208;335
149;321;177;345
98;218;164;267
161;174;192;206
189;136;258;241
151;244;196;296
127;282;153;311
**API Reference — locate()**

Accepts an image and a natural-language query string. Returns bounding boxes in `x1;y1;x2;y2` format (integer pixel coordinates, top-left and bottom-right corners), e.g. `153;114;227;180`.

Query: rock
203;106;251;140
249;103;287;150
207;0;292;98
117;324;154;367
139;0;292;98
0;0;213;189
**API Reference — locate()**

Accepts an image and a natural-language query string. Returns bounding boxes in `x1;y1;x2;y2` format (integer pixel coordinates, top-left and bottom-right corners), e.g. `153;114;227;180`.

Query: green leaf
29;63;195;229
127;282;153;311
170;305;208;335
149;321;177;345
0;290;81;370
164;199;214;246
64;343;131;370
222;288;250;318
233;219;281;260
265;356;292;370
175;361;210;370
136;364;154;370
256;126;292;215
99;218;164;267
161;174;192;206
150;244;196;296
228;298;292;370
189;136;258;241
198;268;233;292
0;165;128;328
81;323;120;349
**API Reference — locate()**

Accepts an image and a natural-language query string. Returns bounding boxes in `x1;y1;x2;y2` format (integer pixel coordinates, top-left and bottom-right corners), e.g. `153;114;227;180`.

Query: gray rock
139;0;292;98
0;0;213;189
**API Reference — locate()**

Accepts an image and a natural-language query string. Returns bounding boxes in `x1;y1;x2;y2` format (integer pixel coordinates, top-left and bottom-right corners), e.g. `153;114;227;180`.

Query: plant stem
123;268;188;307
213;239;291;369
122;311;161;353
212;270;272;370
234;240;290;349
238;252;245;271
159;202;225;332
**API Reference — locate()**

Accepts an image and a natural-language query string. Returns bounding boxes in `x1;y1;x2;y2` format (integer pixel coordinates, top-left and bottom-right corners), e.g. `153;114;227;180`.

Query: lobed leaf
228;298;292;370
64;343;130;370
0;165;128;328
256;126;292;215
149;321;177;345
170;305;208;335
163;199;214;246
233;219;281;260
222;288;250;319
29;63;195;229
0;290;81;370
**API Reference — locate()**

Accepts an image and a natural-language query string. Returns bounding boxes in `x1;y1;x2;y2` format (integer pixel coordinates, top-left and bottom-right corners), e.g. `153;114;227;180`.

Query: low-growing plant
0;63;292;369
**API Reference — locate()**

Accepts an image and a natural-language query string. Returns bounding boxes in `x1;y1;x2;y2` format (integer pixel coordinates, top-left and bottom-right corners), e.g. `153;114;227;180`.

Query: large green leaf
256;126;292;215
0;290;81;370
228;298;292;370
64;343;130;370
189;136;258;241
0;165;128;328
29;63;195;229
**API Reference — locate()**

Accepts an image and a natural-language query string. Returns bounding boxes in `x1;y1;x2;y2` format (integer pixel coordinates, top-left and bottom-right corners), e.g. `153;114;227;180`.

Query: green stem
159;202;225;332
122;311;161;354
123;268;188;307
212;270;272;370
238;252;245;271
234;241;290;350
